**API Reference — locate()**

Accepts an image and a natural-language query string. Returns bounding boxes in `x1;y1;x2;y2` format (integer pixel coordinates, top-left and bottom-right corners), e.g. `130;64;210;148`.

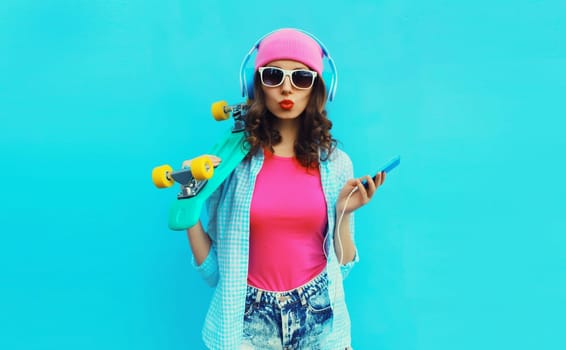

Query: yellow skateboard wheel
152;164;174;188
191;155;214;181
211;101;230;121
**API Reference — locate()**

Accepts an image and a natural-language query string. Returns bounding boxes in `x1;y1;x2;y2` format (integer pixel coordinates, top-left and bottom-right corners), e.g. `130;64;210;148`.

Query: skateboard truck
170;168;209;199
152;155;215;199
211;101;248;133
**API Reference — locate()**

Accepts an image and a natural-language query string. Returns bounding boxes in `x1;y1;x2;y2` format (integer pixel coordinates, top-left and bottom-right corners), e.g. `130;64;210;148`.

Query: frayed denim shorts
241;270;334;350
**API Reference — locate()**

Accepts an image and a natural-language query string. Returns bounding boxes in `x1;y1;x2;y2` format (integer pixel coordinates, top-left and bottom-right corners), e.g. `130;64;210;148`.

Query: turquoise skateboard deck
167;130;247;230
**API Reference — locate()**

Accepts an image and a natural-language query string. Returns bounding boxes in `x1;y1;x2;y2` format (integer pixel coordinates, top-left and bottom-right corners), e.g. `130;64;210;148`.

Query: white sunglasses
258;67;318;89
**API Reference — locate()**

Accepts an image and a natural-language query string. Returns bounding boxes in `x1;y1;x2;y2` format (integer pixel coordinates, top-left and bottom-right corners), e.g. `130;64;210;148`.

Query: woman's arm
187;221;212;266
186;219;219;287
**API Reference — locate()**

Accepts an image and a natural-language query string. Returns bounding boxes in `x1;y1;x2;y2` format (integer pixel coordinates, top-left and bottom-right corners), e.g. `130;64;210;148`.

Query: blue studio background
1;1;565;349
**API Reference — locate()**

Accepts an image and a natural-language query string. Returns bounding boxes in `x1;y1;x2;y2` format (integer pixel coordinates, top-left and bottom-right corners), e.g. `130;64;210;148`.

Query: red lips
279;100;294;110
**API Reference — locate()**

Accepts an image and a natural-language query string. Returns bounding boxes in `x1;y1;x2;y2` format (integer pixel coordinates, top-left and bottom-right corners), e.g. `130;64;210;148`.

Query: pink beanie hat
254;28;323;75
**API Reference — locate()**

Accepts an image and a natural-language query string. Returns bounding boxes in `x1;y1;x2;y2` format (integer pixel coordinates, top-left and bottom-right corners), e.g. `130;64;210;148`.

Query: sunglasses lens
292;70;315;89
261;68;284;86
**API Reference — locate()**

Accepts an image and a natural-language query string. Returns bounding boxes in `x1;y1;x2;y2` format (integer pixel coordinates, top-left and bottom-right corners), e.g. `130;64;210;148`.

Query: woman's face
259;59;314;121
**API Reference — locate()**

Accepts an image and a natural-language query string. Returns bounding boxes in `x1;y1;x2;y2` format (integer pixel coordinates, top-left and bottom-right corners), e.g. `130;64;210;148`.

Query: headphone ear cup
322;71;334;101
244;67;255;99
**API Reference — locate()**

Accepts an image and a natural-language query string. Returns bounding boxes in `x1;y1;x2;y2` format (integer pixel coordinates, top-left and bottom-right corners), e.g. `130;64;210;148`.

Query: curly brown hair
244;72;337;169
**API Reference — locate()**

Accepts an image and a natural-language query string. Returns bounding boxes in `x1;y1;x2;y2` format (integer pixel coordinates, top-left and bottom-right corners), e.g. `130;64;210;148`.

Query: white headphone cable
336;187;357;265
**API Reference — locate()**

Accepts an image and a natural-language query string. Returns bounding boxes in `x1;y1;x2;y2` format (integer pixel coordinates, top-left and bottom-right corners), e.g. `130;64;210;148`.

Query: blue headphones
239;29;338;102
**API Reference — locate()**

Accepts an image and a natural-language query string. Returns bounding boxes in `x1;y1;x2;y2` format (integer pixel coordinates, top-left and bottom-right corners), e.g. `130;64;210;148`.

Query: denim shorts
241;270;333;350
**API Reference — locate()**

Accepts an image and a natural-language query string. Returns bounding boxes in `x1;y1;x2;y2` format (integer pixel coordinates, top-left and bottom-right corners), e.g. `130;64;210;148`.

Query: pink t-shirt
247;149;328;291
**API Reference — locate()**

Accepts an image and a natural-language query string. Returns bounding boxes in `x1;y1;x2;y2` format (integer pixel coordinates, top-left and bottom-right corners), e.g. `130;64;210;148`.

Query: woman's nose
280;75;293;93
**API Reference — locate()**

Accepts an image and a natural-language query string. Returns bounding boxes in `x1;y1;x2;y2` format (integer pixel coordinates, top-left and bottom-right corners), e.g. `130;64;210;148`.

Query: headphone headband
239;28;338;101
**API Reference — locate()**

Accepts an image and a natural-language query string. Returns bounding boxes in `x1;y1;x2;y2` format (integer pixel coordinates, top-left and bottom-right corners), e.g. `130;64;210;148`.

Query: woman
186;28;385;350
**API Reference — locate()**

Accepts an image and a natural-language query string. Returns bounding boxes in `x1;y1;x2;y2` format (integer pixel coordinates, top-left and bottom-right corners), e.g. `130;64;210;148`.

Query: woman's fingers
360;172;386;198
339;172;389;213
206;155;222;167
371;172;386;188
357;177;371;203
182;155;222;169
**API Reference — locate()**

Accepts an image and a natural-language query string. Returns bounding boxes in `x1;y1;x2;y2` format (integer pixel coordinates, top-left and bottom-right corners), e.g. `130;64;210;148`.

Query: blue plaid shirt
192;148;358;349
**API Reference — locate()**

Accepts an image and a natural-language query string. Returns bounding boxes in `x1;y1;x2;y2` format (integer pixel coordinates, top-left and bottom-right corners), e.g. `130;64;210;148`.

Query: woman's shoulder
323;147;354;181
326;147;352;166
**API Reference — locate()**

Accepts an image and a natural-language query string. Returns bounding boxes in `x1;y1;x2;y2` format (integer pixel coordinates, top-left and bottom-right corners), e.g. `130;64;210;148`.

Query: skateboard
151;101;249;231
